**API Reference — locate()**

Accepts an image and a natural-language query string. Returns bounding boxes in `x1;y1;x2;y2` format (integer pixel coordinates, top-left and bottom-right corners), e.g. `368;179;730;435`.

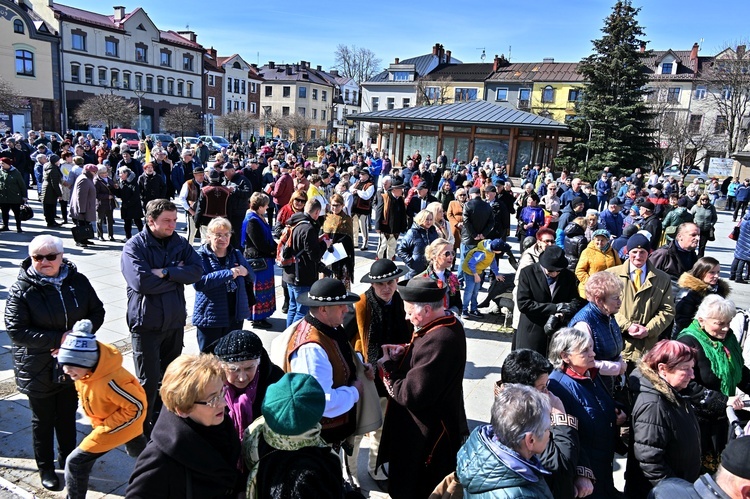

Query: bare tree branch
215;111;258;140
416;76;453;106
332;45;382;85
0;76;27;115
74;94;137;131
280;112;312;142
160;107;202;140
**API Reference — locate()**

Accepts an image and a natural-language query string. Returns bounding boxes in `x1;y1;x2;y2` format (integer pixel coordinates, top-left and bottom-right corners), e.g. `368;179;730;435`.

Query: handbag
71;224;94;243
247;258;268;272
730;224;741;240
708;228;715;241
19;204;34;221
244;276;257;307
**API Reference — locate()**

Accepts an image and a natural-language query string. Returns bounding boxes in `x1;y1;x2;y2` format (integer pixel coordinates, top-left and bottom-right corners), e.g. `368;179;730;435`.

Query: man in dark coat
137;163;166;211
485;185;509;240
374;177;408;260
650;222;699;287
461;187;494;252
405;181;438;223
514;246;580;356
639;201;663;248
377;278;468;499
221;163;252;248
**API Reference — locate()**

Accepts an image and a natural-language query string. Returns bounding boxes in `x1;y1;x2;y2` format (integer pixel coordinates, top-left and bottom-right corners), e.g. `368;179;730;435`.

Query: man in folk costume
377;277;468;498
374;177;407;260
193;169;231;242
343;260;413;490
283;278;374;447
349;168;375;251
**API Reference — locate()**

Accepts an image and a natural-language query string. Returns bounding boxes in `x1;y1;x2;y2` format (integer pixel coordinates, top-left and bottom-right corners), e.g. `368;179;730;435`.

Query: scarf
243;417;328;499
28;261;69;288
226;373;260;442
677;319;743;396
364;287;390;364
241;211;272;248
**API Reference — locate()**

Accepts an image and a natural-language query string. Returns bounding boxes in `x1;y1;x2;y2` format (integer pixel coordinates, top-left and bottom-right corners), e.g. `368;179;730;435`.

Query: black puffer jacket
116;172;144;219
4;258;105;398
563;223;587;271
625;364;701;499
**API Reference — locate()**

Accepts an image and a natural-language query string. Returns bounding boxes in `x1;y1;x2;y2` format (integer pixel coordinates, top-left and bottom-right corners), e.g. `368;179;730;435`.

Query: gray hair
548;327;592;370
29;235;64;256
410;301;444;312
696;294;736;323
492;383;551;451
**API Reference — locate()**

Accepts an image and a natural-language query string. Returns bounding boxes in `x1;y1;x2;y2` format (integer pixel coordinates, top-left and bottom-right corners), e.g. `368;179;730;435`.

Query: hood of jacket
677;272;730;297
286;211;313;227
78;341;124;384
632;362;681;405
564;222;585;237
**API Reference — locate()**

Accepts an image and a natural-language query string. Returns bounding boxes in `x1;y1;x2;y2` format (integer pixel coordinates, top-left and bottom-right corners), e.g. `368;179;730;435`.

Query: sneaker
469;310;484;318
461;310;470;318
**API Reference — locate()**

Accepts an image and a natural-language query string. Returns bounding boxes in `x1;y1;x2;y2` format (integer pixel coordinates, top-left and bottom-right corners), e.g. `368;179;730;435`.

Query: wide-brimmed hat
539;246;568;272
361;260;406;283
397;277;447;303
297;278;360;307
388;177;406;191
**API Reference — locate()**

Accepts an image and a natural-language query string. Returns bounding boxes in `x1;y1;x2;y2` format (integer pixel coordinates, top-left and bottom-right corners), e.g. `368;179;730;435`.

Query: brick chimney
330;69;339;77
446;50;452;64
640;42;646;53
113;6;125;21
316;65;322;71
178;30;197;43
438;44;445;62
738;45;747;58
493;55;501;71
286;65;292;75
394;57;399;64
689;42;699;70
432;43;440;56
268;61;275;69
207;47;217;61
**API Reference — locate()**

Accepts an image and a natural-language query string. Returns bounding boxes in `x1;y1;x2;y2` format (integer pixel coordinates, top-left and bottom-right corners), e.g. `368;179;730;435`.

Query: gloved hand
544;314;564;336
555;302;574;316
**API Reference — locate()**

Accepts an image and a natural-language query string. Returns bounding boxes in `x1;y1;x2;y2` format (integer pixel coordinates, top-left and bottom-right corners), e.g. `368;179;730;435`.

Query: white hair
492;384;551;451
29;235;63;256
696;294;736;323
548;327;592;370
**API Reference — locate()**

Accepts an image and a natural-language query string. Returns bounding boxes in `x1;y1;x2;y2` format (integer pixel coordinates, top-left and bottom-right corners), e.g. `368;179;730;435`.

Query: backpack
275;220;310;270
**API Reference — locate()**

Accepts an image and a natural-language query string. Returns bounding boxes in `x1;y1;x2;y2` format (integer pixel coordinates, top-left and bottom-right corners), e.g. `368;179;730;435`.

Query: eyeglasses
457;194;467;197
194;385;227;408
700;198;709;201
540;239;556;244
31;253;60;262
210;232;231;239
442;250;455;257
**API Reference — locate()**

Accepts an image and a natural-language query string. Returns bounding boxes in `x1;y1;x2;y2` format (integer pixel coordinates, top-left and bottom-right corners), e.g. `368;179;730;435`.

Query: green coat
0;166;27;204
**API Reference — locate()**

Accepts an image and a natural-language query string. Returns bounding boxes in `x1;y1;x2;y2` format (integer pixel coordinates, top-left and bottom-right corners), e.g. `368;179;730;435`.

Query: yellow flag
144;142;151;163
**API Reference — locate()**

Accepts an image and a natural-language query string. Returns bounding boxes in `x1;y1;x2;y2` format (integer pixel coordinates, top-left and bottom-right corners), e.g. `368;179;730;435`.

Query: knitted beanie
58;319;98;368
261;373;325;436
209;330;262;362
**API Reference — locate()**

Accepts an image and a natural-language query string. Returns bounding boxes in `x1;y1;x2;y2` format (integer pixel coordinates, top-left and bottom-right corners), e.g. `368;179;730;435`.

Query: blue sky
66;0;748;70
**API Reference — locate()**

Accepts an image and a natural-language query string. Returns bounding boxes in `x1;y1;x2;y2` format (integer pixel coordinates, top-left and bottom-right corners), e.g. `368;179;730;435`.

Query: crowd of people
3;129;750;498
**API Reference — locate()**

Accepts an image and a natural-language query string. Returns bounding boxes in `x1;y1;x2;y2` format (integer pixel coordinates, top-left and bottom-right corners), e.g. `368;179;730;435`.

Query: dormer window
661;62;673;74
392;71;410;81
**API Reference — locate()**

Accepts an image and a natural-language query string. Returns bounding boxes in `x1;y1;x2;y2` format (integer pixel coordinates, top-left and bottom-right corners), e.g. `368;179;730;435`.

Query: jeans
195;320;243;352
131;327;184;436
286;284;311;327
597;195;608;211
64;448;105;499
27;385;78;471
462;272;480;312
731;258;749;280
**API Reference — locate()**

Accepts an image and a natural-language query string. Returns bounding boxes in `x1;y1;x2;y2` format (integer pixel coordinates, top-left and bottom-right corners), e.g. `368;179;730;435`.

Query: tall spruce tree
559;0;655;177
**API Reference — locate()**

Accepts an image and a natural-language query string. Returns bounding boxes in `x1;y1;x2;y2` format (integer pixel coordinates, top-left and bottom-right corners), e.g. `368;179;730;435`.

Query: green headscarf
677;319;744;396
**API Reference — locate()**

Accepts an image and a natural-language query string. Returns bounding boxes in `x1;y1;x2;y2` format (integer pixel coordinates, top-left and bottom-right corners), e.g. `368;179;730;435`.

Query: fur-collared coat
673;273;730;337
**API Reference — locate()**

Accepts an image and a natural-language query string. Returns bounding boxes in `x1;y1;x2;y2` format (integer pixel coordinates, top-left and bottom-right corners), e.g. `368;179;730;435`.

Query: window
387;97;395;109
312;88;318;100
353;90;357;102
234;101;239;111
312;109;317;119
568;88;582;102
241;80;245;94
208;96;215;109
241;102;245;111
722;87;732;100
402;98;410;108
250;82;257;93
310;129;316;140
667;87;680;103
371;97;379;111
425;87;440;102
661;62;673;74
160;50;171;67
644;87;656;102
322;90;327;102
227;100;232;112
71;64;80;83
298;107;306;117
345;89;350;101
183;54;193;71
454;88;478;102
321;110;326;121
496;88;508;101
518;88;531;108
122;72;130;89
265;86;272;97
14;19;24;34
392;71;410;81
688;114;702;134
84;66;93;84
694;86;707;100
135;44;147;63
282;106;290;116
111;70;119;88
157;78;164;94
250;102;256;113
98;68;107;85
177;81;183;96
146;76;153;93
208;74;215;86
299;86;307;98
715;116;728;134
105;38;118;57
541;86;554;103
135;74;142;90
187;82;193;98
283;86;291;98
232;79;238;94
16;50;34;76
71;31;86;51
167;79;174;95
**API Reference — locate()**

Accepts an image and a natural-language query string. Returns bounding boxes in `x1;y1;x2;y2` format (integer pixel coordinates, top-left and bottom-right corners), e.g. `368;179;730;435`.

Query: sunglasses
331;203;342;207
442;250;455;257
32;253;60;262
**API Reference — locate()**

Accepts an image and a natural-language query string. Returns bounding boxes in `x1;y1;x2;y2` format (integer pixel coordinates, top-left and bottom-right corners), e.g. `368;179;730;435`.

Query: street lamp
584;119;595;169
133;88;146;136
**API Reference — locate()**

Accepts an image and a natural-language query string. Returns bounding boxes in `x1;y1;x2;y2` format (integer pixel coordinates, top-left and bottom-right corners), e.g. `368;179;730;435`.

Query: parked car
68;129;105;140
198;135;231;153
110;128;141;148
174;136;200;148
43;132;64;143
146;133;175;146
663;165;709;184
331;142;351;152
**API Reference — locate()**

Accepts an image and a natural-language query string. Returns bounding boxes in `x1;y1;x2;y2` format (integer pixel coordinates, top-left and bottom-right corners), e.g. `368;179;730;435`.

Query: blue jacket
121;227;202;332
396;222;438;278
736;184;750;202
734;212;750;261
568;303;623;362
192;244;252;328
456;425;553;499
595;179;610;197
598;209;624;238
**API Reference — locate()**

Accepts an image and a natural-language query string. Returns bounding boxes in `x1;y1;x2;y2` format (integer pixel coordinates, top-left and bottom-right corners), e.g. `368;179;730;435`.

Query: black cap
721;437;750;480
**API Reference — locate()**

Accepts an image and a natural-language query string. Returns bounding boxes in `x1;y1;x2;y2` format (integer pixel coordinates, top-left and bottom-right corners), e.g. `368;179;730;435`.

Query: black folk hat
361;259;407;283
539;246;568;272
397;277;447;303
298;277;360;307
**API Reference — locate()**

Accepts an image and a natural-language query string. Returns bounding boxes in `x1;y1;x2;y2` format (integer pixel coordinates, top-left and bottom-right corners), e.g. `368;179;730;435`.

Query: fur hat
262;373;325;436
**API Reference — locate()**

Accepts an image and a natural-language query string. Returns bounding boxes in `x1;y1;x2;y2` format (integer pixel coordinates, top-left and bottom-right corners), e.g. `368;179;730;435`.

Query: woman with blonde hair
396;209;439;278
322;193;355;290
418;238;462;314
426;201;454;246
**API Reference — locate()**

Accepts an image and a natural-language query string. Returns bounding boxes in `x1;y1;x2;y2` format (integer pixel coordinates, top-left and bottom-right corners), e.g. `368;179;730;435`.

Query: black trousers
43;202;57;225
123;218;144;238
27;385;78;471
734;200;748;220
0;203;22;229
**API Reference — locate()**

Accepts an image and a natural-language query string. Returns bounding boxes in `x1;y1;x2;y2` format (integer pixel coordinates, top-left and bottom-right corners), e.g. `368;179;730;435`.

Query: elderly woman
456;384;553;498
94;164;117;241
426;201;453;246
446;188;466;256
127;354;242;497
419;238;462;315
674;257;729;336
193;217;252;351
676;294;750;472
396;208;439;278
625;340;701;498
208;330;283;442
575;229;621;296
547;328;626;499
322;192;355;290
541;182;562;229
242;193;277;329
4;235;105;490
41;154;63;227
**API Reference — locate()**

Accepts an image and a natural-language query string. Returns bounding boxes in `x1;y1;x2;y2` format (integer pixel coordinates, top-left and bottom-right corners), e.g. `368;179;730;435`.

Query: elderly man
374;177;407;260
650;222;699;282
639;200;663;245
282;278;370;446
607;233;674;370
343;260;412;489
221;162;252;248
560;177;585;209
406;181;438;224
178;165;206;245
350;168;376;251
599;197;624;238
377;278;468;498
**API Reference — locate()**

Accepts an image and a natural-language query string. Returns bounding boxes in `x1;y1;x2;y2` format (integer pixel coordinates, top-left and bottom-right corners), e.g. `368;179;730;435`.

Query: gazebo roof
350;100;568;131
